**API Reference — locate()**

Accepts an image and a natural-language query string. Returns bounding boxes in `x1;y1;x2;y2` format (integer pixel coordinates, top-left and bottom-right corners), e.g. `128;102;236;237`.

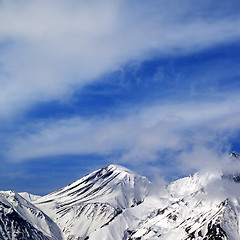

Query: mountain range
1;156;240;240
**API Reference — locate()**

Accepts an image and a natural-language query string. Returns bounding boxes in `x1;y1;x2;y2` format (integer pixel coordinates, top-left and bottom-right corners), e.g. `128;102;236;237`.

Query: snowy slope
2;161;240;240
33;164;151;240
19;192;41;202
126;170;240;240
0;190;62;240
88;194;170;240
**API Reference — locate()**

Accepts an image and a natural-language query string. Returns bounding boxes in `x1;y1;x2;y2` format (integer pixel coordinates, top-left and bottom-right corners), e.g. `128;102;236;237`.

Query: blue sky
0;0;240;195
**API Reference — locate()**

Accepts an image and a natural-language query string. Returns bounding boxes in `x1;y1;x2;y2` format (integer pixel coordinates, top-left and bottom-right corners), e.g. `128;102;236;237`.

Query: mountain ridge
1;161;240;239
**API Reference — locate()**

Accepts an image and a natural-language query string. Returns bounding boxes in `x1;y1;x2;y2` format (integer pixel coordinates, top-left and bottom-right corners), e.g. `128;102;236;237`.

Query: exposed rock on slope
2;161;240;240
0;191;62;240
33;164;151;240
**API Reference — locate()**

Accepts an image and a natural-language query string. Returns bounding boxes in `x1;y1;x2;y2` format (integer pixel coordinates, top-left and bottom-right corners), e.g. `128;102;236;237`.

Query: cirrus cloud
0;0;240;118
5;95;240;177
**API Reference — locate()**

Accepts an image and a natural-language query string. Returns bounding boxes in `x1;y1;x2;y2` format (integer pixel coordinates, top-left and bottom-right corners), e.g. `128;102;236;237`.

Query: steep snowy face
224;151;240;182
126;168;240;240
19;192;41;202
127;197;233;240
34;164;151;240
167;169;222;198
35;164;150;210
0;191;62;240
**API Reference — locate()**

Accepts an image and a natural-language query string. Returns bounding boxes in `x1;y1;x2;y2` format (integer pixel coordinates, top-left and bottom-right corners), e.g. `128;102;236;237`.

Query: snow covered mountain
33;164;151;240
1;161;240;240
127;170;239;240
0;190;62;240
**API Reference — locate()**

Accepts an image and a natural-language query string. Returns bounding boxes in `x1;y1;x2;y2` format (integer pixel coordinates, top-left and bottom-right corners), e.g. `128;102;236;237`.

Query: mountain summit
1;162;240;239
33;164;150;240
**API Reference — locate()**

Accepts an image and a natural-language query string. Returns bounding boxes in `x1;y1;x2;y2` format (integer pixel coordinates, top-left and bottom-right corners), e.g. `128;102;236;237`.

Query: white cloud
5;96;240;178
1;0;240;181
0;0;240;117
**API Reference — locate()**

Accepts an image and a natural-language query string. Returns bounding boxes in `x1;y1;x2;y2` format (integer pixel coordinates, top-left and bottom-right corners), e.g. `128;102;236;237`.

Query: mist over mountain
1;153;240;240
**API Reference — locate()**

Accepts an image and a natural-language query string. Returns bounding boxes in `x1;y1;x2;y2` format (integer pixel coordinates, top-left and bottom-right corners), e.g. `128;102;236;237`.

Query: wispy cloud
0;0;240;189
0;0;240;117
5;95;240;177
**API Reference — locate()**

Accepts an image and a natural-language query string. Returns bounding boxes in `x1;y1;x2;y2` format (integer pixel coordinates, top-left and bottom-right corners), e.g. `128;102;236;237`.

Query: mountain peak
105;164;143;177
3;164;240;240
230;151;240;158
32;164;150;240
106;164;131;172
35;164;150;207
